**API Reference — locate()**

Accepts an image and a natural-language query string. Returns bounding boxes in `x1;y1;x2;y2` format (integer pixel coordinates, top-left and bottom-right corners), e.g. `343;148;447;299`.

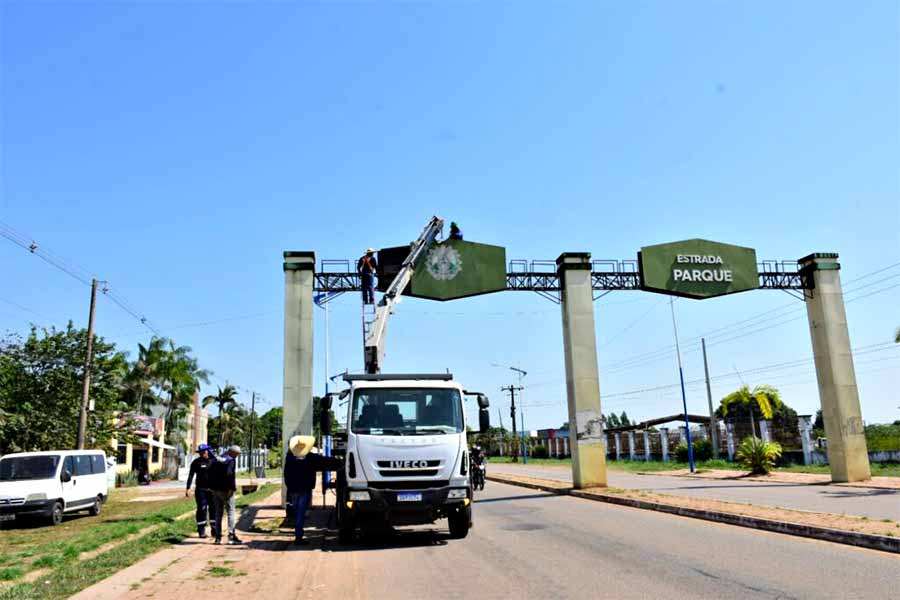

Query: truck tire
338;515;356;544
448;505;470;539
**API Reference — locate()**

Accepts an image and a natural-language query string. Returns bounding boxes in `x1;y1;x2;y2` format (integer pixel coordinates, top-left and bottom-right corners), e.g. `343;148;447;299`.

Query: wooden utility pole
77;278;98;449
502;385;523;462
701;338;720;459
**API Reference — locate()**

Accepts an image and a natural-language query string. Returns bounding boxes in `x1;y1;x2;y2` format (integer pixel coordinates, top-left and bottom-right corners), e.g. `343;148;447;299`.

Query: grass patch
206;564;247;578
0;569;23;582
0;484;277;600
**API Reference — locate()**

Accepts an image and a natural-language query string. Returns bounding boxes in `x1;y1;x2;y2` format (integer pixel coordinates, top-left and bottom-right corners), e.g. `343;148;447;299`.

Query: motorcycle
470;461;486;491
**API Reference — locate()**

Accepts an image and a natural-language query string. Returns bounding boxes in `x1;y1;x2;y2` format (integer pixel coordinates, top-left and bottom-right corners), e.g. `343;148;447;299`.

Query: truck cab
329;373;489;542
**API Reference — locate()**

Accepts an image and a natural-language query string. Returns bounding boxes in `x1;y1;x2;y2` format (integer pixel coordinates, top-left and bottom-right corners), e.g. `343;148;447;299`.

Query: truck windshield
351;388;464;435
0;456;60;481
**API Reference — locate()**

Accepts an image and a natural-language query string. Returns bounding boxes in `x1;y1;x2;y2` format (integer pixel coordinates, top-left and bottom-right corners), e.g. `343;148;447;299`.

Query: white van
0;450;109;526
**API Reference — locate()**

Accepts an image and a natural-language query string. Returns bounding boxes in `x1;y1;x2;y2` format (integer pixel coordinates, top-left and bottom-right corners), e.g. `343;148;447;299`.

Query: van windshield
351;388;463;435
0;456;60;481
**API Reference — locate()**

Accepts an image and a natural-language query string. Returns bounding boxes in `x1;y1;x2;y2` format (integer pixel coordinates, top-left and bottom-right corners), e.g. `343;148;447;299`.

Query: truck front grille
369;480;449;490
378;469;440;477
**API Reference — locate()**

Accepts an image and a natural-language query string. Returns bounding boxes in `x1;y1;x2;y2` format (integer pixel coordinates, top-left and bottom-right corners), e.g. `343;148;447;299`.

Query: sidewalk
489;463;900;521
69;489;334;600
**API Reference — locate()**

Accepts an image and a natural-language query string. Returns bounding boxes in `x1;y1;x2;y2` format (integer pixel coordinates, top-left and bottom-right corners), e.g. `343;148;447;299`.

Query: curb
486;474;900;554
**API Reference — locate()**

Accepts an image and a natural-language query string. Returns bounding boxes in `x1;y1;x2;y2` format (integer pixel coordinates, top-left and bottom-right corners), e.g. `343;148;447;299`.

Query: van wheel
49;502;64;526
448;505;470;539
88;496;102;516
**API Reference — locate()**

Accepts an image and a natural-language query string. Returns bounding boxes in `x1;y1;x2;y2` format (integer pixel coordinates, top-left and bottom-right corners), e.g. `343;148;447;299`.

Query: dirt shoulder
634;468;900;490
488;472;900;540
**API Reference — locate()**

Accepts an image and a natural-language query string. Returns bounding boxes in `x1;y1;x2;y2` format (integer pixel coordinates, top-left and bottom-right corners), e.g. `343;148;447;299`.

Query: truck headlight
349;490;370;501
447;488;468;500
26;493;46;502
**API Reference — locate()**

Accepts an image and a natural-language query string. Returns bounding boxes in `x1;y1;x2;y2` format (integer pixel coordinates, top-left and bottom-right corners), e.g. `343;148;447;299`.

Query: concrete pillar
679;426;687;445
282;252;315;502
659;428;669;462
627;431;636;460
643;430;651;461
800;253;870;482
614;433;621;460
726;423;735;461
758;420;771;443
558;253;606;488
563;437;569;457
798;415;813;466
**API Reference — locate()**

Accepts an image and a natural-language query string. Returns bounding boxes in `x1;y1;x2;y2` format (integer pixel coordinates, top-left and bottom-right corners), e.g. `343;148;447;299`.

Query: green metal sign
409;239;507;301
639;239;758;299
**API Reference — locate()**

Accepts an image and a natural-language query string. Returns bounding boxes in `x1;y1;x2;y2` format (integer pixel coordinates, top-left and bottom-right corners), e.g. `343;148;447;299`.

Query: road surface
77;481;900;599
489;463;900;521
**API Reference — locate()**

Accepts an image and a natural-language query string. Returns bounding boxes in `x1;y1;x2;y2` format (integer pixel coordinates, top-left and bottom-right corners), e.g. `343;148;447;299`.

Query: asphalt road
310;480;899;599
488;463;900;521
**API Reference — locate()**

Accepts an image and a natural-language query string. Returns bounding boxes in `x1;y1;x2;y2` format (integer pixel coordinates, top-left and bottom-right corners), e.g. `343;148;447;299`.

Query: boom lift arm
364;216;444;373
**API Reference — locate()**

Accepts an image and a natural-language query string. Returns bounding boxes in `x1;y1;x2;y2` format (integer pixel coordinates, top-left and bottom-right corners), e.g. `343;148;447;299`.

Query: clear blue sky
2;2;898;429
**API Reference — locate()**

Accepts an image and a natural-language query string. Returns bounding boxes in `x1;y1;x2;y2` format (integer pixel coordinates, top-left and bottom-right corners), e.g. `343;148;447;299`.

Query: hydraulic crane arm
364;216;444;373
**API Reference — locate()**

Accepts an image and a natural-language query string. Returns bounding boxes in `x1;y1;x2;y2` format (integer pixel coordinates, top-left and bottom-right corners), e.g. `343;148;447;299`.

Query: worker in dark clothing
284;435;343;545
185;444;218;539
448;222;463;240
357;248;378;304
209;445;242;545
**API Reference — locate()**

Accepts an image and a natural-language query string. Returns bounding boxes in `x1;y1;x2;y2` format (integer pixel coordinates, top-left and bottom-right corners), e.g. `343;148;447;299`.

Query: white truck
324;373;490;542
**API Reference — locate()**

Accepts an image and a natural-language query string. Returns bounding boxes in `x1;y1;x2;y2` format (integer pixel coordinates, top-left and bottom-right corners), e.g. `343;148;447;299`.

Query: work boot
229;533;242;545
293;537;309;546
214;536;222;545
198;526;207;539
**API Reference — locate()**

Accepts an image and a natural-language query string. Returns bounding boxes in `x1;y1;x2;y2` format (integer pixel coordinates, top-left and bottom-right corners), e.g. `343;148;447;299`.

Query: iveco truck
324;373;489;542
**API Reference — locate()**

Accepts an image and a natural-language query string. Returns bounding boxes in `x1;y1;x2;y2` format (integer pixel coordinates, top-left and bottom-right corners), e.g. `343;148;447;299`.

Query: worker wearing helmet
186;443;218;539
357;248;378;304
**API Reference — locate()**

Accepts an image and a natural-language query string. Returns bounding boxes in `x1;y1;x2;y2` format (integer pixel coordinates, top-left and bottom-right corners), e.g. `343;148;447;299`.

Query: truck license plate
397;492;422;502
0;514;14;522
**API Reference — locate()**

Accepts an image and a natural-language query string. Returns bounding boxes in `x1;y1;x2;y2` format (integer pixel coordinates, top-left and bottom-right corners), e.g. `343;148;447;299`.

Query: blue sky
2;1;898;429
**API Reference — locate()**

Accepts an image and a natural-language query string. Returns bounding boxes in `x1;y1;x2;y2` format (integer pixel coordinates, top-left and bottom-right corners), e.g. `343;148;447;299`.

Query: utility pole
249;391;257;475
701;338;719;459
77;278;98;450
502;385;523;462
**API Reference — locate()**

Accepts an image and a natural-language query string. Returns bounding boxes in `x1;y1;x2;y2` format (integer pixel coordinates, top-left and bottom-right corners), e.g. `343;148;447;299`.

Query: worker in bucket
284;435;342;545
185;443;218;539
357;248;378;304
448;221;463;240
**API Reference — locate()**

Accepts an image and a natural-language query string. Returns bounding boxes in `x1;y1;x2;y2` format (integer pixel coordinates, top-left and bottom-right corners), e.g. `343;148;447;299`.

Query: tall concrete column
800;253;870;482
563;437;569;457
614;433;621;460
725;423;735;461
558;253;606;488
659;428;669;462
627;431;636;460
758;420;771;443
282;252;315;502
798;415;813;466
643;430;651;461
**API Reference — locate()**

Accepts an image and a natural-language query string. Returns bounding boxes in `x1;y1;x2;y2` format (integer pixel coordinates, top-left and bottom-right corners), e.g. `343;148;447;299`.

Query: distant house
110;415;173;476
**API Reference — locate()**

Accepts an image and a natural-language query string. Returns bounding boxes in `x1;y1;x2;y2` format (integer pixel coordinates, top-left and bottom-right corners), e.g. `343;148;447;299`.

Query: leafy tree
718;385;783;438
122;338;165;415
0;324;131;453
203;384;239;446
258;406;283;449
619;411;631;427
605;413;621;428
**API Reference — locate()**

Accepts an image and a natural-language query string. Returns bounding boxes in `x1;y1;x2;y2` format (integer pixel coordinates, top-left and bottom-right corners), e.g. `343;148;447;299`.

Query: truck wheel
88;496;102;516
338;517;356;544
49;502;64;526
448;505;470;539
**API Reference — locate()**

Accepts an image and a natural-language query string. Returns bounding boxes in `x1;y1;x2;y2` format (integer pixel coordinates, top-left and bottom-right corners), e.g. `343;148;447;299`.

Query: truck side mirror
477;394;489;409
319;393;336;436
479;408;490;433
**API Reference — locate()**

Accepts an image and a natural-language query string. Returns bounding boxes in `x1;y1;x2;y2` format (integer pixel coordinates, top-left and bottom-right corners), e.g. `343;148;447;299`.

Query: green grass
0;484;277;600
206;564;247;578
489;456;900;476
0;569;23;582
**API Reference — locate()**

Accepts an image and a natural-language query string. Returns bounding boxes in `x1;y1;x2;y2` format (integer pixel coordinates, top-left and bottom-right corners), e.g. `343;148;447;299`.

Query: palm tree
203;384;239;446
124;338;166;415
720;384;783;438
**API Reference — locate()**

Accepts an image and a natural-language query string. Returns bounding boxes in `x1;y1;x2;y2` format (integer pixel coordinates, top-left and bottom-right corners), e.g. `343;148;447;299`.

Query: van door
72;454;96;509
61;456;77;509
91;454;108;499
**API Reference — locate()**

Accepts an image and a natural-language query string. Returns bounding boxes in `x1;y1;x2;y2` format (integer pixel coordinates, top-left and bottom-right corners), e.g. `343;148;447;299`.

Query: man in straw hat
356;248;378;304
285;435;342;545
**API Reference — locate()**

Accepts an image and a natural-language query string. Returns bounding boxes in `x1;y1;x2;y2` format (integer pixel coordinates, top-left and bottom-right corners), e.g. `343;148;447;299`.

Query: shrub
268;444;284;469
674;438;713;462
115;471;138;488
736;437;782;474
149;469;167;481
530;445;549;459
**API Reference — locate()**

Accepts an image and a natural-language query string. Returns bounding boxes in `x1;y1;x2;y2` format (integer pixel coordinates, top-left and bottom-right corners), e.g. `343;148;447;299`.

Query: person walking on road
284;435;342;545
357;248;378;304
186;444;218;539
210;445;242;545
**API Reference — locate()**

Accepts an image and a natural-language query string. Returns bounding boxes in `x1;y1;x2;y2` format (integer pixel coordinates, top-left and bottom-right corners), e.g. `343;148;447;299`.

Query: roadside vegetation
0;484;276;600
